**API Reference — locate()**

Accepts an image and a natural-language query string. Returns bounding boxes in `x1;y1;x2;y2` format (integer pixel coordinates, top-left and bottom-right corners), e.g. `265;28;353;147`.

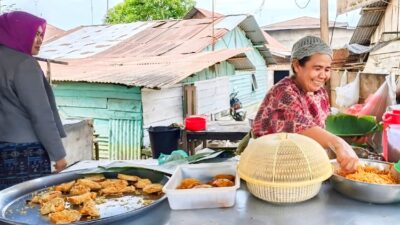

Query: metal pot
330;159;400;204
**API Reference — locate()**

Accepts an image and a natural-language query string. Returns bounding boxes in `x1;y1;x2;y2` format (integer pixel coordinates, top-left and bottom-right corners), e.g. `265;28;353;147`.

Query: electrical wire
330;15;339;47
294;0;311;9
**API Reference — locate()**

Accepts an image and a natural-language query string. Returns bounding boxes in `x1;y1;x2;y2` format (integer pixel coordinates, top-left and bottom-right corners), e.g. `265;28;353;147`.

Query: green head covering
291;35;332;61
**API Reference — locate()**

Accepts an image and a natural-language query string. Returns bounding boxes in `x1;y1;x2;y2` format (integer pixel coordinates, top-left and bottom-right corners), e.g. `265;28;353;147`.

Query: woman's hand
334;140;359;174
54;158;67;172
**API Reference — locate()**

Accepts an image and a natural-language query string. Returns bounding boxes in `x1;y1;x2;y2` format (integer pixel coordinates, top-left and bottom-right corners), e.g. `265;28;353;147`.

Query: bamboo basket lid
238;133;333;203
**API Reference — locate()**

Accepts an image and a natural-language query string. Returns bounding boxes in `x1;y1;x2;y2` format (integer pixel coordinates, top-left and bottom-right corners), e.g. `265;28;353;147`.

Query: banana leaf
325;114;380;136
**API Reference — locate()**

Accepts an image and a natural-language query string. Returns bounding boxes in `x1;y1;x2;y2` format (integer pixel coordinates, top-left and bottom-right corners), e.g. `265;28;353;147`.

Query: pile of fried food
28;173;163;224
339;165;398;185
177;174;235;189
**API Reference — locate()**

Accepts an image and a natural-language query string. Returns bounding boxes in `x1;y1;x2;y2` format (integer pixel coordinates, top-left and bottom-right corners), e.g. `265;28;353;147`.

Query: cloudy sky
1;0;361;30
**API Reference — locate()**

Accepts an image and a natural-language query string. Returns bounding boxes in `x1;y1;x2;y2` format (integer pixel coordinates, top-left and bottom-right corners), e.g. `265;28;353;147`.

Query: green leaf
325;114;379;136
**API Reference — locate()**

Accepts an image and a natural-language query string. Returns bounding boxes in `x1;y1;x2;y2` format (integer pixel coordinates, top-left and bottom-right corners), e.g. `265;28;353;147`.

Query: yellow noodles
339;166;397;185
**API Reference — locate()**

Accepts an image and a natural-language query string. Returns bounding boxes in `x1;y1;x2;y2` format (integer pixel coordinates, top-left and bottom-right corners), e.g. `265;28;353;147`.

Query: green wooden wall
53;82;143;160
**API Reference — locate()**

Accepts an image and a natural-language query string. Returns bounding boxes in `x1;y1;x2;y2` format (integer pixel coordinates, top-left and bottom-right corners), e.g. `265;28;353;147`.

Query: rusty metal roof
349;1;389;45
40;48;254;88
44;24;65;43
262;16;349;31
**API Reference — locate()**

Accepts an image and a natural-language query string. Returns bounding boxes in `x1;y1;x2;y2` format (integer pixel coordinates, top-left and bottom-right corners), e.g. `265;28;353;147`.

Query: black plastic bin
148;126;181;159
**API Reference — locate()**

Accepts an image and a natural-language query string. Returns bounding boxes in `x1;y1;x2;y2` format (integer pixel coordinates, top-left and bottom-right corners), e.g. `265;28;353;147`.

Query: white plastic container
162;162;240;210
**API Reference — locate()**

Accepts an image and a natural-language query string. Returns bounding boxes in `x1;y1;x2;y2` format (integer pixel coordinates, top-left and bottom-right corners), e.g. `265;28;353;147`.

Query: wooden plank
56;96;107;108
54;89;142;100
59;106;141;120
54;82;141;94
107;99;142;112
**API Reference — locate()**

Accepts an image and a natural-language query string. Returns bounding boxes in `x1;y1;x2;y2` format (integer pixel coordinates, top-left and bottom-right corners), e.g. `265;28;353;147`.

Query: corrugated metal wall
109;119;142;160
53;82;143;160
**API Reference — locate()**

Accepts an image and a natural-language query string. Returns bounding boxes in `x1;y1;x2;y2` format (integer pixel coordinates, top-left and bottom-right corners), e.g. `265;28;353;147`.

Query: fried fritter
79;200;100;217
48;209;81;224
213;174;235;182
99;179;128;189
67;192;97;205
176;178;202;189
76;179;102;191
40;197;65;215
70;184;91;196
54;181;75;193
83;174;106;182
142;184;163;194
99;185;136;196
117;173;140;182
193;184;213;189
134;179;152;189
38;191;63;204
211;178;234;187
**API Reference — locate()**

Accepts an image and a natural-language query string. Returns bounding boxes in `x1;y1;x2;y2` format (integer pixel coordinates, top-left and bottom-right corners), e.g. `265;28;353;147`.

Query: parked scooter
230;91;246;121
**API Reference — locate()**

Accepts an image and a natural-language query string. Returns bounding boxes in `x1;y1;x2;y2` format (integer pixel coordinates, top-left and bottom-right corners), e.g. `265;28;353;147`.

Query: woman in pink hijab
0;11;67;190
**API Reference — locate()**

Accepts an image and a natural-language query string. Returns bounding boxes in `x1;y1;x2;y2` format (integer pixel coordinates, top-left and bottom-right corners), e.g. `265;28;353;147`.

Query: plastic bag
158;150;188;165
336;70;360;108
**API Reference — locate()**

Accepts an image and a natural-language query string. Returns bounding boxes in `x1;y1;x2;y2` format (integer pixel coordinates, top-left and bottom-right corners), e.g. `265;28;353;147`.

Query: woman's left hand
54;158;67;172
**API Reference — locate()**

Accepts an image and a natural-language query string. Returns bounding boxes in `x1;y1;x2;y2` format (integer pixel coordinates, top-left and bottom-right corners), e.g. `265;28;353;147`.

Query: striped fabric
0;142;51;190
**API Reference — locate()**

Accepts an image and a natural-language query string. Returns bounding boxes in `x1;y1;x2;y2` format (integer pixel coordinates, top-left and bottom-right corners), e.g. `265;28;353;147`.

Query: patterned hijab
0;11;46;55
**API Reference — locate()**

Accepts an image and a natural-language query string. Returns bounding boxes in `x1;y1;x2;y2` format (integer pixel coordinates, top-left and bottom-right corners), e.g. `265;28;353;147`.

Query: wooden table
182;120;250;155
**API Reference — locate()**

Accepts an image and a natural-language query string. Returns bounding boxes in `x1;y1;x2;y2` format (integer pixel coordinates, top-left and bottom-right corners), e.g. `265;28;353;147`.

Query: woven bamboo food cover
238;133;333;203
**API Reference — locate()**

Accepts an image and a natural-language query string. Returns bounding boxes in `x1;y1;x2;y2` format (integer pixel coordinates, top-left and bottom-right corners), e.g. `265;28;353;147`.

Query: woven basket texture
238;133;332;203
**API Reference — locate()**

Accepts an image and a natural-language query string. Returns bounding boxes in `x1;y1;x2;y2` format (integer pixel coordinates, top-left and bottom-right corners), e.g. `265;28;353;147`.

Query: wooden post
320;0;329;44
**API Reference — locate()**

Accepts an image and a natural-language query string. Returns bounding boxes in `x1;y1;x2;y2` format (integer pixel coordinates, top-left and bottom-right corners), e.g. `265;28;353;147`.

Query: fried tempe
76;179;102;191
142;184;163;194
69;184;91;196
67;192;97;205
54;181;75;193
211;178;234;187
33;191;62;204
99;185;136;196
79;200;100;217
134;179;152;189
48;209;81;224
176;178;202;189
117;173;140;182
40;197;65;215
99;179;128;189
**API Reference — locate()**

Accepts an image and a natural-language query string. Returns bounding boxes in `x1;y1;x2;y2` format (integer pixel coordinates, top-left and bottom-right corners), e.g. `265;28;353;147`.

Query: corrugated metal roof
262;16;349;31
41;48;254;88
44;24;65;43
183;7;224;19
349;1;388;45
40;22;155;59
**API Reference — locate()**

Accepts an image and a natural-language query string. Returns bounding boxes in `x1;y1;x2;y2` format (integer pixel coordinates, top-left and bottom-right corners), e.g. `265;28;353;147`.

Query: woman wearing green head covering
252;35;359;173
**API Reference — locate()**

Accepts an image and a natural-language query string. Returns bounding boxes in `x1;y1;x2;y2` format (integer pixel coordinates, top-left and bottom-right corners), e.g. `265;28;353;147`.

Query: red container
185;115;207;131
382;109;400;162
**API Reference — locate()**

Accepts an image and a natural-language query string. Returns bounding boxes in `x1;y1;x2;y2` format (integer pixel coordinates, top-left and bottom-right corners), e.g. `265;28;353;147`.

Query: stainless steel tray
330;159;400;204
0;167;169;225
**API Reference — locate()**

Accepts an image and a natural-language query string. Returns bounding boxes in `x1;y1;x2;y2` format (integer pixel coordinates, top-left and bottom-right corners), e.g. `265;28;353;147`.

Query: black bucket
148;126;181;159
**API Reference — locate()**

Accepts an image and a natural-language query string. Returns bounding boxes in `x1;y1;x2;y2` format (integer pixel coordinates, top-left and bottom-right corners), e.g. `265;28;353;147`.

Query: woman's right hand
335;140;359;173
54;158;67;172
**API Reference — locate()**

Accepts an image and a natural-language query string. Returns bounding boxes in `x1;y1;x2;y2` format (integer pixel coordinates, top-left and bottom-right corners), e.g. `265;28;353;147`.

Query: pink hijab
0;11;46;55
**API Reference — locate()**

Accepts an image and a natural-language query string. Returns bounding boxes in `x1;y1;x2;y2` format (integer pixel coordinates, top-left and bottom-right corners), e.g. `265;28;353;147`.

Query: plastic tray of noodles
330;159;400;204
0;167;169;225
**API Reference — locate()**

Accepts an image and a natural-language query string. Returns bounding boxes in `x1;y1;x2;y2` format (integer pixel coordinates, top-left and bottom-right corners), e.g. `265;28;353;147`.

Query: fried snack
99;185;136;196
340;165;397;185
213;174;235;182
143;184;163;194
67;192;97;205
193;184;213;189
70;184;91;196
99;179;128;189
83;174;106;182
211;178;235;187
54;181;75;193
76;179;102;191
48;209;81;224
117;173;140;182
79;200;100;217
38;191;63;204
134;179;152;189
176;178;202;189
40;197;65;215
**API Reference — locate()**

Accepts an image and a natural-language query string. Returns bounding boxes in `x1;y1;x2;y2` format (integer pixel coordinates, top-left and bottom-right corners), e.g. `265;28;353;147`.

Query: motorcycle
230;91;246;121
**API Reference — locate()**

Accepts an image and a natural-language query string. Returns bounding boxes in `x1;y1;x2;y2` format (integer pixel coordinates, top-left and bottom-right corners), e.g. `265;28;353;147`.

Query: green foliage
105;0;195;24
